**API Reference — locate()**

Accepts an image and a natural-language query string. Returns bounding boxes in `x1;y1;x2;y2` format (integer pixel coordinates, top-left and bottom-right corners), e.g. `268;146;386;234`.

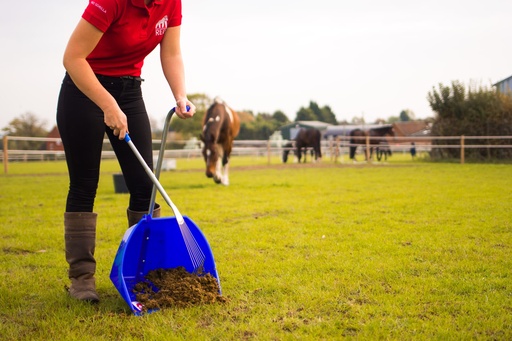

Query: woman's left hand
175;98;195;119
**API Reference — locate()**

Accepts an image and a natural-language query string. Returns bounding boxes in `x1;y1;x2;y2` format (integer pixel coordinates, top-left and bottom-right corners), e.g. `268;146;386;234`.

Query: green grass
0;156;511;340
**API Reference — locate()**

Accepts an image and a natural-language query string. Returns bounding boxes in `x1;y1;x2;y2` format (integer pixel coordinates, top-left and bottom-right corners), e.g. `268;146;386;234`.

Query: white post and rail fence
2;135;512;175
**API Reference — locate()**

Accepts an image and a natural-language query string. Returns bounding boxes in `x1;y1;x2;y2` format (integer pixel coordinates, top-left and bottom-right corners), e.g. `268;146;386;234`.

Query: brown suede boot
64;212;99;303
127;204;161;227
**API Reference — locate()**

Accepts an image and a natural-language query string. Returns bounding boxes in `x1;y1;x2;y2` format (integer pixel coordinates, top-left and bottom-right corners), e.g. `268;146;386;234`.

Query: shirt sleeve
82;0;119;32
168;0;182;27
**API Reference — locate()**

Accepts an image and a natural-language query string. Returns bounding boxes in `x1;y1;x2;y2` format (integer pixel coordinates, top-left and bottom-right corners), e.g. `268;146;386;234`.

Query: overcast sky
1;1;511;130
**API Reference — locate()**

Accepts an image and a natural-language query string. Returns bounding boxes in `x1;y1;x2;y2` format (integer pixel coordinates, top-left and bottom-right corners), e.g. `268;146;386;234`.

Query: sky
1;0;511;130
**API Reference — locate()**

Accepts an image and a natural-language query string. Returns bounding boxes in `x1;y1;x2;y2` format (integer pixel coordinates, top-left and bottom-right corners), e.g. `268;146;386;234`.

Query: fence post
329;138;333;162
334;137;339;163
3;135;8;175
365;134;370;162
460;135;465;164
267;140;271;165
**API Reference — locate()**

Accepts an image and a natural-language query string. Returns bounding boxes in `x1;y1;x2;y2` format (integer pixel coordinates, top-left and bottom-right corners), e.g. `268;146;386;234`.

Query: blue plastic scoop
110;108;220;315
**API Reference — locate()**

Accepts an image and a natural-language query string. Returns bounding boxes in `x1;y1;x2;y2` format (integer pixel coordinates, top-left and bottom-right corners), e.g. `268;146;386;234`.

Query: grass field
1;155;511;340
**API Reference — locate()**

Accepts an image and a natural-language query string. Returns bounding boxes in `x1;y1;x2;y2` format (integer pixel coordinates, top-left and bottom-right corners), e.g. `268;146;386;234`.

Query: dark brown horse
349;129;366;160
349;125;394;161
200;97;240;185
376;142;392;161
282;128;322;163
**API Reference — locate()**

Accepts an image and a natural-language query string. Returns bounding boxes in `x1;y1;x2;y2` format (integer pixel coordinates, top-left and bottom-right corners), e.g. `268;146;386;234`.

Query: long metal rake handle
149;106;190;214
149;107;175;214
124;133;184;225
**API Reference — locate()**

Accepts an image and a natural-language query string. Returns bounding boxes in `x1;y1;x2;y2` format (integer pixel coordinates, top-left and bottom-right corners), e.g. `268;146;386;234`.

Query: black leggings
56;73;155;213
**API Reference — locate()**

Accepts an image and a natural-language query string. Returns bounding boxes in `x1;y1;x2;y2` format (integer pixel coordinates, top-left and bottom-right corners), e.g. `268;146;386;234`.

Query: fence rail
3;135;512;174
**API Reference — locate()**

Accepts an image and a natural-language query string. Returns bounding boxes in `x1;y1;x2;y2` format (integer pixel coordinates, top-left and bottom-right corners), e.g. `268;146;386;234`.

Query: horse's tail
314;130;322;158
349;129;366;159
282;142;293;163
349;135;357;159
349;146;357;159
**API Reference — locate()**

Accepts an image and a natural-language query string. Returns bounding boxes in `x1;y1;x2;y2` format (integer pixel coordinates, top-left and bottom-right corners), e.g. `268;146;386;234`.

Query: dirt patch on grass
133;267;226;312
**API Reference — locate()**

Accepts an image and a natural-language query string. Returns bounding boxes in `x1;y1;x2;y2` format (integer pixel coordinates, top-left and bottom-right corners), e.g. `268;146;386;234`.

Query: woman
57;0;195;303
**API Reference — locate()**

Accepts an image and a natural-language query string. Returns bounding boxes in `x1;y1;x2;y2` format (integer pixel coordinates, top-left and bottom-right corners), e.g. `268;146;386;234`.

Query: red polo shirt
82;0;182;77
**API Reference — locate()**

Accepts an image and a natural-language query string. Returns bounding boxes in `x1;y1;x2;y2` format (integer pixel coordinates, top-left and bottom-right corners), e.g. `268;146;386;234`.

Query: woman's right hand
104;106;128;140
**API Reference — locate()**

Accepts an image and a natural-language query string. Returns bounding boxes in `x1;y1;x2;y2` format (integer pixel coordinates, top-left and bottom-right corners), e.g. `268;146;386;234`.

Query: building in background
46;126;63;151
493;75;512;94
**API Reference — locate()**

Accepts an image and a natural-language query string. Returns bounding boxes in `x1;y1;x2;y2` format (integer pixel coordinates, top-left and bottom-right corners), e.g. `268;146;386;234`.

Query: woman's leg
56;73;105;302
57;74;105;212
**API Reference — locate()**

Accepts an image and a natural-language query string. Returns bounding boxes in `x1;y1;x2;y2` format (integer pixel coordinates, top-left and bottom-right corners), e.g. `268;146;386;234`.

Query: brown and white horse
200;97;240;185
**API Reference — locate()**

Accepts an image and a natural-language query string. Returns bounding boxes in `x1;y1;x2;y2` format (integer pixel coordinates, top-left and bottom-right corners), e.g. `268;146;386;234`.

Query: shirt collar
132;0;162;8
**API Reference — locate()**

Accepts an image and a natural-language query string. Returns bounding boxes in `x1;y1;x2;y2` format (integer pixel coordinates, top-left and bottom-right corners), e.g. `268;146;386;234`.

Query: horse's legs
349;145;357;160
367;147;374;161
314;144;322;162
218;150;230;185
221;162;230;186
219;143;232;186
210;144;223;184
213;158;222;184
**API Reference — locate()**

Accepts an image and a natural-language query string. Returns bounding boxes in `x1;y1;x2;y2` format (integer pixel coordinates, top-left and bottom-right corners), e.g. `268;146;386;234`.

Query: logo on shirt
91;1;106;13
155;16;168;36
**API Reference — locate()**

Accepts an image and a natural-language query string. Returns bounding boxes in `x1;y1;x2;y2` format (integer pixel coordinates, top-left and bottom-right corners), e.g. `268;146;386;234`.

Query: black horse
376;142;392;161
282;128;322;163
349;129;366;160
349;126;394;161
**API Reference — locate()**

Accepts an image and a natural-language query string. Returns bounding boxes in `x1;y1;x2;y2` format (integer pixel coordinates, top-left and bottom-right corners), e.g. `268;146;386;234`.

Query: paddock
1;159;511;339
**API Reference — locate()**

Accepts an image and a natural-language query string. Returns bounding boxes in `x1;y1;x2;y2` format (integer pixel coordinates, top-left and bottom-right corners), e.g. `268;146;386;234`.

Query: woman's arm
63;18;128;139
160;25;195;119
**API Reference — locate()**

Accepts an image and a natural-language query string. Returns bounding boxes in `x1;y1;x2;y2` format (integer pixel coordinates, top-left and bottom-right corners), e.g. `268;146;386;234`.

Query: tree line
168;94;341;141
428;81;512;160
3;80;512;161
1;93;417;142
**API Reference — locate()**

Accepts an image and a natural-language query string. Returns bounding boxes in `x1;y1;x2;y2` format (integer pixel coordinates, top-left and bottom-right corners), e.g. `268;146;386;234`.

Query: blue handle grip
174;105;191;112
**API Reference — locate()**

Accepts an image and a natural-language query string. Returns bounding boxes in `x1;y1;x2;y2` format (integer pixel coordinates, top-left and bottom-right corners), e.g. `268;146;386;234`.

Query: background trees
296;101;338;124
1;112;49;150
428;81;512;160
6;79;512;160
2;112;48;137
